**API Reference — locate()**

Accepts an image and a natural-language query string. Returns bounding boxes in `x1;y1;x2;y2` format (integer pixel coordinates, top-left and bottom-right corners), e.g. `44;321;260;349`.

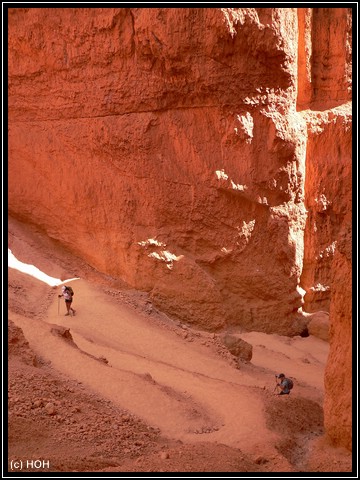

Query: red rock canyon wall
8;8;352;450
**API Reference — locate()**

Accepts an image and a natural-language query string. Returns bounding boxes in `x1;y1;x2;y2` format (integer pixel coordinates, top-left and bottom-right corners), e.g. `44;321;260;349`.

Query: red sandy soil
7;217;352;474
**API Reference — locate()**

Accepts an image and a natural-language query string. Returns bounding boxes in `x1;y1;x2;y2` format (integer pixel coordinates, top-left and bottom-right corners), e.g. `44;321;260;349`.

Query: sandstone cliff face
324;218;352;452
8;8;307;334
8;8;352;449
300;107;352;313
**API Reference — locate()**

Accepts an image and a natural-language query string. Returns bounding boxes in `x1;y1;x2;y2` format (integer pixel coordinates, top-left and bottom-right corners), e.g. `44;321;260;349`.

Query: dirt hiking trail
7;217;352;473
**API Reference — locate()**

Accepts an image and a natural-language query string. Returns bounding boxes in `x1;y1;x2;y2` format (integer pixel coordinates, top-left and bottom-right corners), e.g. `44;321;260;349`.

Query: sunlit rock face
8;8;305;333
8;7;352;449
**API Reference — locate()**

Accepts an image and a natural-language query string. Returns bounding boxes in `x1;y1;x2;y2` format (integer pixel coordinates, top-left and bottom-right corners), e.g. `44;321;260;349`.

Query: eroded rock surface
8;7;352;450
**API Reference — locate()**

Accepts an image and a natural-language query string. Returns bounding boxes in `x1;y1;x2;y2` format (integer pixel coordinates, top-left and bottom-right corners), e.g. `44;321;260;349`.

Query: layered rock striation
8;7;352;450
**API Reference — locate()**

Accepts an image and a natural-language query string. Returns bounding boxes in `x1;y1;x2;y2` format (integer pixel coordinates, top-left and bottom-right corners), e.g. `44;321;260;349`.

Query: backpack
287;378;294;390
65;286;74;297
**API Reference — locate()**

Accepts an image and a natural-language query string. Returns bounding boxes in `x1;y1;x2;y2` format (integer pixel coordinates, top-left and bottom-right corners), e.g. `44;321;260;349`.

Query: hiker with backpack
274;373;293;395
58;285;76;316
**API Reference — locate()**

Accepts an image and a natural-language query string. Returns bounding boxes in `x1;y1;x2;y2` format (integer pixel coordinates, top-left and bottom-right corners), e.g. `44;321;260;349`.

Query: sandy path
10;279;271;453
10;275;329;461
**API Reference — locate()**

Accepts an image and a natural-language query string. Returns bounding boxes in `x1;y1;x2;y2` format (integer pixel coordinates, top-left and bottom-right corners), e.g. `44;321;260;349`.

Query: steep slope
8;7;352;451
7;217;352;473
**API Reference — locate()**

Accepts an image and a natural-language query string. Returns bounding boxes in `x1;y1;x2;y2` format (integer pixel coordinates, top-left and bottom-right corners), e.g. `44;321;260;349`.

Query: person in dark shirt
275;373;293;395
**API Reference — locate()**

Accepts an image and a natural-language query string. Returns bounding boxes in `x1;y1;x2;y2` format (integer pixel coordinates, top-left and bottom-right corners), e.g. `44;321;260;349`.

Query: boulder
307;311;330;342
221;334;252;362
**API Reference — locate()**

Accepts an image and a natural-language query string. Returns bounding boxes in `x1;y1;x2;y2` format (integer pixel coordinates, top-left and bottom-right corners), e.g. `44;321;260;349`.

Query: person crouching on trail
275;373;293;395
59;286;76;316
